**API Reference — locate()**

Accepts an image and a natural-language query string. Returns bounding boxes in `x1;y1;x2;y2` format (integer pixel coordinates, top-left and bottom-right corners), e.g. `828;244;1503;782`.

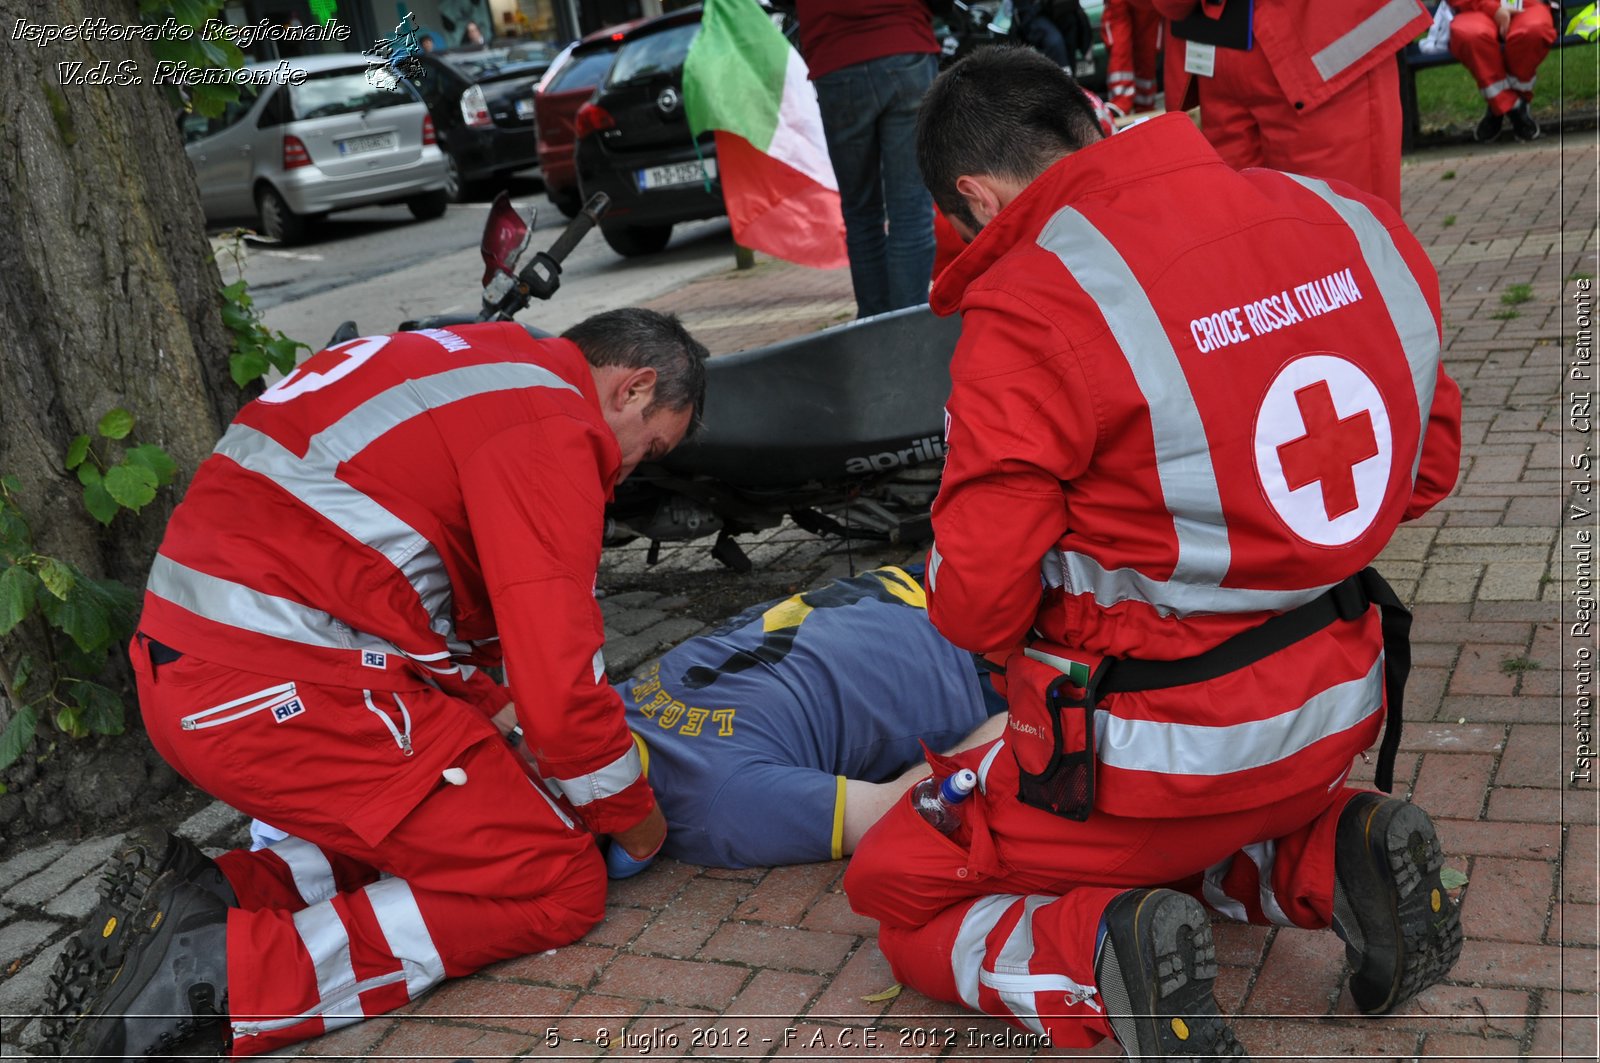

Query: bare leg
841;713;1008;854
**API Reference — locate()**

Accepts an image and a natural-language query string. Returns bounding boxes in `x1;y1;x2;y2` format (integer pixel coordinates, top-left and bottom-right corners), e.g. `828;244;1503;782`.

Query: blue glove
605;839;657;879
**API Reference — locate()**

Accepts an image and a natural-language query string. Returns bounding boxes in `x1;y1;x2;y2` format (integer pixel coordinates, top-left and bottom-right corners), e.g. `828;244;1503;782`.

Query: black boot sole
1100;890;1249;1061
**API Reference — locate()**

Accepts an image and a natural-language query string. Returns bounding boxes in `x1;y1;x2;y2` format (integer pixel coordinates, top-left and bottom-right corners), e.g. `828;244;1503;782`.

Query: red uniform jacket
1155;0;1430;113
925;115;1461;815
794;0;939;79
140;324;653;833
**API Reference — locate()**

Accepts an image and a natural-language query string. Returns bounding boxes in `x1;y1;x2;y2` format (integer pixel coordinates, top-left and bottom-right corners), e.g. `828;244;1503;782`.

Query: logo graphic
361;650;388;669
656;87;681;116
272;698;306;723
1254;354;1393;546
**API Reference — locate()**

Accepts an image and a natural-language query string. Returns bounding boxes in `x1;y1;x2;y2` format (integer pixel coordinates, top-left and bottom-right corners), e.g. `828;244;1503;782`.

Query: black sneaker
1332;794;1463;1014
1095;889;1248;1060
1474;107;1505;143
39;830;235;1054
59;869;231;1060
1508;101;1541;142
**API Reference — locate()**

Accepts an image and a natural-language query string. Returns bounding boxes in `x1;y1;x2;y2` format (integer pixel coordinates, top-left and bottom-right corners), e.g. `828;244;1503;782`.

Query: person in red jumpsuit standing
1448;0;1558;142
1102;0;1163;116
1154;0;1430;214
846;47;1463;1058
50;310;708;1059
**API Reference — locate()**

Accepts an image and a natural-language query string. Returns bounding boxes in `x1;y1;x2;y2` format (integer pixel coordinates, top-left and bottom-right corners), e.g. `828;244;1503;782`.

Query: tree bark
0;2;244;728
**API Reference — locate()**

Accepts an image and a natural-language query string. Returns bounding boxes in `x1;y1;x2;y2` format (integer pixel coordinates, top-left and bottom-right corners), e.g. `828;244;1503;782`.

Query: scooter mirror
480;192;534;286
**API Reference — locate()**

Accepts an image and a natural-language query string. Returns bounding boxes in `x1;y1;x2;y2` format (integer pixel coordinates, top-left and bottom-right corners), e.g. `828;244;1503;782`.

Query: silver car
181;53;450;243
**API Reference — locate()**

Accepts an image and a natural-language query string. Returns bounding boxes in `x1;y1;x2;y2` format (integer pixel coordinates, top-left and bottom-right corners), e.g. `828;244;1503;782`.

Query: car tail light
461;84;493;128
422;114;436;145
573;102;615;139
282;135;311;170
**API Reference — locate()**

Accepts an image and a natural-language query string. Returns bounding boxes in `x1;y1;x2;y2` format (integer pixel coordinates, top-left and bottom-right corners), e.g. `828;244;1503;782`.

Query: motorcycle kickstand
710;531;752;574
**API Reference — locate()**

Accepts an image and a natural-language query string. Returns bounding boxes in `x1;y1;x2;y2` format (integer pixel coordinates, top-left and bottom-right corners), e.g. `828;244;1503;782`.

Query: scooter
331;193;959;572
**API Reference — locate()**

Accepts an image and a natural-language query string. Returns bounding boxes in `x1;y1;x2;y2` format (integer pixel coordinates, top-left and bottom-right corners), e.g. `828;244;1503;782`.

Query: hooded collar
930;114;1224;314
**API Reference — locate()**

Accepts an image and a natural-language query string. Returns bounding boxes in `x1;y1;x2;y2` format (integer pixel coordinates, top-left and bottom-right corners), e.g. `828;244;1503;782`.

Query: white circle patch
1254;355;1392;547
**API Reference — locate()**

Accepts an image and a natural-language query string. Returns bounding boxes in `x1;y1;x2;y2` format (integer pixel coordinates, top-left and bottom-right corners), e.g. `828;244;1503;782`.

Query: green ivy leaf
1439;867;1468;890
12;653;34;694
230;351;271;389
38;579;113;654
0;506;30;555
82;481;118;526
76;463;102;488
0;474;20;494
264;335;304;375
123;444;179;487
97;408;135;441
104;463;159;511
0;566;40;636
65;435;91;470
70;682;126;736
0;704;39;775
221;279;251;305
53;704;87;741
36;557;76;601
82;578;139;642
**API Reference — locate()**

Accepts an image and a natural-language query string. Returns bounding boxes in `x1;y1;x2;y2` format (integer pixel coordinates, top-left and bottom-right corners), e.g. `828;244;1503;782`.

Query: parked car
575;6;758;257
409;43;556;200
180;53;449;243
533;25;637;219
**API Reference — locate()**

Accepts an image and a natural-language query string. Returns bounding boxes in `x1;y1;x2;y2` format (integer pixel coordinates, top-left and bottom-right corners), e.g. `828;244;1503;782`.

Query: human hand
604;838;657;878
1496;3;1513;37
610;802;668;859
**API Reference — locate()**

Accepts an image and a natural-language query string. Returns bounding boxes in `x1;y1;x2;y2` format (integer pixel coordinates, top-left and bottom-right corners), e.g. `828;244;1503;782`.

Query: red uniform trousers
1449;2;1557;115
844;742;1368;1049
134;646;605;1056
1195;42;1405;213
1102;0;1163;114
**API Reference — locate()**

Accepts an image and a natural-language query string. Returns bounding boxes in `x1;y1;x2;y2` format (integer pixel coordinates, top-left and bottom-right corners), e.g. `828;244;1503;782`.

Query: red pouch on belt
1003;646;1104;822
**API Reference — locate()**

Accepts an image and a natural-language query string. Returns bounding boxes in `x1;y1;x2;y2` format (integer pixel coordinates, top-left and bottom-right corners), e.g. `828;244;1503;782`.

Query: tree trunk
0;0;245;833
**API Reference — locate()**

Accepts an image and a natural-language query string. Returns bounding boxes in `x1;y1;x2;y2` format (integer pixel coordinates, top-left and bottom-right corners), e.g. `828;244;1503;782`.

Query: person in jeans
793;0;941;316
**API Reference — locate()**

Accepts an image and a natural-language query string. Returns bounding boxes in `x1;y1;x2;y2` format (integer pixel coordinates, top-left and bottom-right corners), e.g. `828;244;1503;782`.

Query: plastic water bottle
911;769;978;836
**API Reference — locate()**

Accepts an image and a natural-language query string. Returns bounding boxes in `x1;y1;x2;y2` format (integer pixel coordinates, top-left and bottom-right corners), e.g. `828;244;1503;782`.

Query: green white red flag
682;0;848;269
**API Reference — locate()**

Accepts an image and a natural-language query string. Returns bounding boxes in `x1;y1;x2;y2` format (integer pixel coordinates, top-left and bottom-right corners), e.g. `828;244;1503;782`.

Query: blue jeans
813;52;938;317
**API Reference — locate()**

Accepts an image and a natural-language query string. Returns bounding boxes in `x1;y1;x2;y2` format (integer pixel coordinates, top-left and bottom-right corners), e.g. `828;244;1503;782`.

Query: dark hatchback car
533;27;637;218
573;6;732;257
411;43;556;200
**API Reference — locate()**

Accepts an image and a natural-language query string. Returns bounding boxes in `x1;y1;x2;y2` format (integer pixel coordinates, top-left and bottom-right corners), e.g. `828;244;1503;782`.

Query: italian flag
682;0;848;269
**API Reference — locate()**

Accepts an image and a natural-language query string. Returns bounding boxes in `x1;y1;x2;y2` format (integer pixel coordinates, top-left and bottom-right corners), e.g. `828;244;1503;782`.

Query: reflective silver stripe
1047;548;1333;618
1311;0;1423;80
1037;210;1231;598
216;425;454;628
272;837;339;906
1202;856;1249;922
1096;656;1384;776
549;744;643;806
365;877;448;999
148;554;404;658
1243;841;1294;926
1282;174;1441;484
952;895;1021;1010
290;903;366;1021
1481;77;1512;99
1107;71;1136;84
1508;75;1536;91
927;543;943;593
985;895;1077;1032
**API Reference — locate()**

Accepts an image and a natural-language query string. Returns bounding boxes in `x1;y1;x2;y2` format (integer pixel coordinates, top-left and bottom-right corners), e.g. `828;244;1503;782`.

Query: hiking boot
59;869;231;1060
1096;889;1248;1060
1474;106;1505;143
38;829;235;1054
1332;793;1463;1014
1508;101;1541;142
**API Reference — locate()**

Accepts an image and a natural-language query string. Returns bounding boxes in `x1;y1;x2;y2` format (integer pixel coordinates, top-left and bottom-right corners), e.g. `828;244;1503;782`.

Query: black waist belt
1087;567;1411;793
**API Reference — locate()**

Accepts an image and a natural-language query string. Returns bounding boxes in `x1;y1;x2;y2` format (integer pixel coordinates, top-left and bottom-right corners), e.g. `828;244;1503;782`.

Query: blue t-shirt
617;566;1000;868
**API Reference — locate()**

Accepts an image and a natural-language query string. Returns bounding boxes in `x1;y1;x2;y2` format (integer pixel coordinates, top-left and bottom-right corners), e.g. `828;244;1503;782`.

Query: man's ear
954;174;1004;228
615;365;658;411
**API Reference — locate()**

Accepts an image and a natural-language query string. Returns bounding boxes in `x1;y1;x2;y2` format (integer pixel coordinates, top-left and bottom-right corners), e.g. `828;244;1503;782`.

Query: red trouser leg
1451;11;1521;114
136;653;605;1057
1505;3;1557;101
844;741;1360;1050
1131;6;1162;112
1103;0;1137;114
1195;41;1273;171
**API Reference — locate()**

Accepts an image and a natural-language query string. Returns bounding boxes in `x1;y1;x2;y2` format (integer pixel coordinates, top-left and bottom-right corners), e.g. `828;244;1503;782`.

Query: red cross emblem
1275;381;1380;520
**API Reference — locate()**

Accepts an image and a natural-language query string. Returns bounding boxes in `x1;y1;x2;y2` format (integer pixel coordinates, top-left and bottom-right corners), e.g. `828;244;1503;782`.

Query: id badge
1184;40;1217;78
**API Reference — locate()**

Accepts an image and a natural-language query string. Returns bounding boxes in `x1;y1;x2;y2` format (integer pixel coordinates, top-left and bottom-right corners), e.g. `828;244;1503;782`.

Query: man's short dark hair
917;45;1106;230
563;308;710;436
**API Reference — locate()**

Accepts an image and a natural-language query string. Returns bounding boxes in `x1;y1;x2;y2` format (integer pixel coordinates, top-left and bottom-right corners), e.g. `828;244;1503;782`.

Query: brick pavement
1;133;1596;1060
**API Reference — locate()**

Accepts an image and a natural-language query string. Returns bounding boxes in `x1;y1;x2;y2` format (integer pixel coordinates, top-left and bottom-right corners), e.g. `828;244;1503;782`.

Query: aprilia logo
844;435;947;475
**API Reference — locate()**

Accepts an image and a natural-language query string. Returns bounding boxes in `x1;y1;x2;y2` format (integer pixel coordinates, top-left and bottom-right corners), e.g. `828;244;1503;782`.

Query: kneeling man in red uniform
843;47;1464;1059
48;309;707;1058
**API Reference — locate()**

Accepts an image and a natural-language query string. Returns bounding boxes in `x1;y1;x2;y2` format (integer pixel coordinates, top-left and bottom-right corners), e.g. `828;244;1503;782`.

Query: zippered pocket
363;690;414;757
180;683;299;731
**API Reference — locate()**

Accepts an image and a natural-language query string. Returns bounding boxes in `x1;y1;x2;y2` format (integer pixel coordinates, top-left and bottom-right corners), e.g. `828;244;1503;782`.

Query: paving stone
41;872;102;922
0;844;70;895
2;834;122;908
176;800;248;845
0;925;65;1016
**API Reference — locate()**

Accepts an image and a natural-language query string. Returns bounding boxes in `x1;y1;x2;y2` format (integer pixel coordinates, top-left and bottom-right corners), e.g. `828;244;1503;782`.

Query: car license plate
515;97;535;120
337;132;397;156
637;158;717;190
